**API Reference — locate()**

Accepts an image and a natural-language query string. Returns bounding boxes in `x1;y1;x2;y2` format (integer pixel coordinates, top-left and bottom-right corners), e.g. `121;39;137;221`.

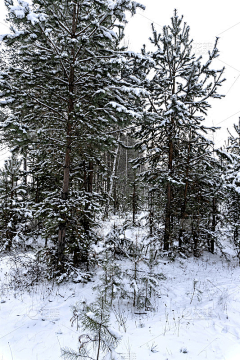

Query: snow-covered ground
1;226;240;360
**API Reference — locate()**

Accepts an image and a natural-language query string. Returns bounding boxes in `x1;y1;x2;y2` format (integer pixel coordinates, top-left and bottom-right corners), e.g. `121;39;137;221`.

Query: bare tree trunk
164;138;173;251
104;134;120;218
132;171;137;225
179;140;191;248
88;161;93;192
193;194;200;257
6;172;14;251
57;5;76;267
125;135;128;185
149;191;154;236
23;156;27;186
83;161;93;234
163;34;176;251
210;197;216;254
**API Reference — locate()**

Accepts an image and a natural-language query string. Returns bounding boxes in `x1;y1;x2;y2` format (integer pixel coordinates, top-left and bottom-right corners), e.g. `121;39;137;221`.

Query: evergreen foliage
220;124;240;261
0;155;31;251
0;0;147;271
63;296;122;360
133;11;225;253
0;5;231;273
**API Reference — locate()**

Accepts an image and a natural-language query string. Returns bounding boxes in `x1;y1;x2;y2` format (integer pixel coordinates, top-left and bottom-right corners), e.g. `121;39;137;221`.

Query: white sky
0;0;240;166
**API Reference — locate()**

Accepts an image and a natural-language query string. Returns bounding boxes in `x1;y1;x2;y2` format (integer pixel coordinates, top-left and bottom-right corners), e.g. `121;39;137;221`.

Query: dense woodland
0;0;240;277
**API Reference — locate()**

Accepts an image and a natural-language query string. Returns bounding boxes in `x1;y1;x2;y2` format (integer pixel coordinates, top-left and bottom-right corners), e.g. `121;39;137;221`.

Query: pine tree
62;296;122;360
133;10;225;251
0;0;146;271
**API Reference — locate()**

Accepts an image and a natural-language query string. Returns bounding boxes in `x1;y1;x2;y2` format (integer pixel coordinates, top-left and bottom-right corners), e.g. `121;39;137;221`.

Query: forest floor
1;219;240;360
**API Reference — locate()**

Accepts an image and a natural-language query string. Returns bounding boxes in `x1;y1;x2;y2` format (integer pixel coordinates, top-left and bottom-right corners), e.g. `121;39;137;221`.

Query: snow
26;12;40;25
9;1;47;25
109;102;142;118
165;109;174;115
0;30;25;42
0;34;8;42
86;311;96;320
107;1;116;10
103;30;113;42
0;97;15;104
226;345;240;360
108;30;118;39
1;217;240;360
10;5;27;19
108;327;122;340
121;86;149;97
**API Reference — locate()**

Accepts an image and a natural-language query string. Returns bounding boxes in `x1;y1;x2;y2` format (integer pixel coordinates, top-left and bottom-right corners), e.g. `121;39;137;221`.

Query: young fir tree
133;11;225;251
0;0;147;271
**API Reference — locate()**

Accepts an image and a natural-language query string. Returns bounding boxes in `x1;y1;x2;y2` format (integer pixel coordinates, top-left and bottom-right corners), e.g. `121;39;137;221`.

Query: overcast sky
0;0;240;165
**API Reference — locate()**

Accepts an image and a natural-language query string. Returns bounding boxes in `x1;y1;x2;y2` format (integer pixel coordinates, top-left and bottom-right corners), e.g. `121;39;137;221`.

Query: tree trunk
6;172;15;251
193;230;199;257
164;40;176;251
179;140;191;248
164;138;173;251
88;161;93;193
132;172;137;225
149;191;154;236
211;197;216;254
57;5;76;267
104;134;120;218
23;156;27;186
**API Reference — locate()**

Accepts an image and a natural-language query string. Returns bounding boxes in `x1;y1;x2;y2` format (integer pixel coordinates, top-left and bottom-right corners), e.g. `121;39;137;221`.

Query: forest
0;1;240;360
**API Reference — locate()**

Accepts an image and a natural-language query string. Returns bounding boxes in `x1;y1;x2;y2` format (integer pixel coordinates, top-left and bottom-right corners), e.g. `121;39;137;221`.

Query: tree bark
163;35;176;251
164;138;173;251
104;134;120;218
57;4;76;267
132;172;137;225
211;197;216;254
179;140;191;248
23;156;27;186
149;191;154;236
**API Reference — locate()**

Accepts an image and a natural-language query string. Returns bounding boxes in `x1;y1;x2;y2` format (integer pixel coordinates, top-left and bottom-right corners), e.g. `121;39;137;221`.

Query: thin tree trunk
149;191;154;236
179;140;191;248
210;197;216;254
88;161;93;193
57;5;76;266
193;193;200;257
96;305;103;360
104;134;120;218
23;156;27;186
6;172;14;251
164;138;173;251
125;135;128;185
163;33;176;251
132;171;137;225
